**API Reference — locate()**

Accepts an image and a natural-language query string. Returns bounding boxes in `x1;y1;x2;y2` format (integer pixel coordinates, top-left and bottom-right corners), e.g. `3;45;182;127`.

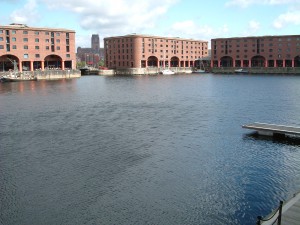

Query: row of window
108;55;134;60
0;37;68;44
144;43;206;49
221;48;295;53
0;45;70;51
106;38;206;45
220;43;299;48
21;53;71;59
0;30;69;38
214;54;294;59
217;37;300;43
142;39;206;45
142;55;200;59
235;54;291;59
141;48;206;55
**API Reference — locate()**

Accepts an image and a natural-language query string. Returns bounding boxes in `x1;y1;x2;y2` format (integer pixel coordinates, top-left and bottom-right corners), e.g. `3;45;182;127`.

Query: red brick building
0;23;76;72
104;34;208;69
211;35;300;68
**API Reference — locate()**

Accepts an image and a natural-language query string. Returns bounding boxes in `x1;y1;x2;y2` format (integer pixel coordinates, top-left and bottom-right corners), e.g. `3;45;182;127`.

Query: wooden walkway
242;122;300;137
260;191;300;225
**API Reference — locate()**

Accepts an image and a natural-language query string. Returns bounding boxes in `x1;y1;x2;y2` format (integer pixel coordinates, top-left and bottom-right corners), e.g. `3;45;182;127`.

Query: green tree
77;61;86;69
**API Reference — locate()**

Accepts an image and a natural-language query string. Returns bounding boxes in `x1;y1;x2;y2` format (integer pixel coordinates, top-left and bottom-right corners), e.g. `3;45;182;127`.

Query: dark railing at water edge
256;201;283;225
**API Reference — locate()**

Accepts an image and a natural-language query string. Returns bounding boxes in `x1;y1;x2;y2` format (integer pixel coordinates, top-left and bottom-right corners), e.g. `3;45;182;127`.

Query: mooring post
256;216;262;225
277;200;283;225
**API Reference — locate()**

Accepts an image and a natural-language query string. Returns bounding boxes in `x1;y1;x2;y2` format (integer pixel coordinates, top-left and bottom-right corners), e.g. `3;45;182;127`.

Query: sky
1;0;300;49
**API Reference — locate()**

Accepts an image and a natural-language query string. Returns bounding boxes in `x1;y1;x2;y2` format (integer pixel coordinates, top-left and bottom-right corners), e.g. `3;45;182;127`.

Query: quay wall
0;70;81;80
212;67;300;74
36;70;81;80
82;67;194;76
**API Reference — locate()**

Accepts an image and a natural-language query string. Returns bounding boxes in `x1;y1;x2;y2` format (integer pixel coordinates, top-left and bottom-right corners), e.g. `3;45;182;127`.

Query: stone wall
0;70;81;80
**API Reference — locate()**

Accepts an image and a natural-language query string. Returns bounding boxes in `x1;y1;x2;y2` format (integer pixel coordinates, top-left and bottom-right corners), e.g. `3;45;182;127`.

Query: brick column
249;60;251;68
283;59;286;68
62;60;65;70
292;59;294;67
18;61;22;72
265;60;268;68
30;61;34;71
274;60;277;68
41;61;45;71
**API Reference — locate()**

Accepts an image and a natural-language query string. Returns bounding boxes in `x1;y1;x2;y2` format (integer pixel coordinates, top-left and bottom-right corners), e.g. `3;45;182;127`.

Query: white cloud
169;20;229;39
249;20;260;32
167;20;229;48
240;20;261;36
39;0;178;35
9;0;40;24
226;0;299;8
273;11;300;29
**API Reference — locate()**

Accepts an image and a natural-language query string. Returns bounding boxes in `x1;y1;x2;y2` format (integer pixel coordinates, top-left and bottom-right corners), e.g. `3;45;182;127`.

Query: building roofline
212;34;300;40
104;34;208;42
0;23;75;33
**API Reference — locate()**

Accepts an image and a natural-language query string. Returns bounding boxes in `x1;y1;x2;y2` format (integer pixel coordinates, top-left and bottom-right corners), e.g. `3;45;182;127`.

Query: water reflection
243;132;300;146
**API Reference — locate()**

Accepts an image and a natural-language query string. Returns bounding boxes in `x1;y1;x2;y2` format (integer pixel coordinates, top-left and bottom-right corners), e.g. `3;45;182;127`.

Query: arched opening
44;55;62;69
147;56;158;67
294;56;300;67
0;55;19;72
171;56;179;67
251;55;265;67
220;56;233;67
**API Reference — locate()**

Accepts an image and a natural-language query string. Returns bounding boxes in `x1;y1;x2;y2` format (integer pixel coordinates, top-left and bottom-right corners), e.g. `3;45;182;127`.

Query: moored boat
1;75;37;82
161;69;175;75
235;68;249;74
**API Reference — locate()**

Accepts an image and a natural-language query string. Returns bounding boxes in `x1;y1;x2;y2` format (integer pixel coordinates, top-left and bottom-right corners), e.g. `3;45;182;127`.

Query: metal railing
256;201;283;225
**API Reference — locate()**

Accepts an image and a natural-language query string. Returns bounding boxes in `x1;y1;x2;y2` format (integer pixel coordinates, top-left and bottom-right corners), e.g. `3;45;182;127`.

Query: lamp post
85;54;89;67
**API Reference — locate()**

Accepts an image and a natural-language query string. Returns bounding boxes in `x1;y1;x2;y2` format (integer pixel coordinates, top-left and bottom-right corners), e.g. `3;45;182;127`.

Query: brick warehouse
0;23;76;72
104;34;208;69
211;35;300;68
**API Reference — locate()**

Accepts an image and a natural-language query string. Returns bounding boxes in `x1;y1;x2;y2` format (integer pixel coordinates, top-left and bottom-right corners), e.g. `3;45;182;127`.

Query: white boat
185;70;193;74
161;69;175;75
235;68;249;74
193;69;205;73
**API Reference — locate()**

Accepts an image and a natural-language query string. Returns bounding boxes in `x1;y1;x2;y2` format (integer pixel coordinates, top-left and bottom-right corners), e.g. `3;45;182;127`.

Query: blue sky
1;0;300;48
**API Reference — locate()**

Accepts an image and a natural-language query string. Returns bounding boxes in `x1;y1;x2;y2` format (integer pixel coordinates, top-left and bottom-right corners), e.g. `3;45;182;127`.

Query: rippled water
1;74;300;225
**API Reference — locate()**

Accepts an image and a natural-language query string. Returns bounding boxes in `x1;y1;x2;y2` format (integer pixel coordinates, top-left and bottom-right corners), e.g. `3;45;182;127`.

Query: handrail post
277;201;283;225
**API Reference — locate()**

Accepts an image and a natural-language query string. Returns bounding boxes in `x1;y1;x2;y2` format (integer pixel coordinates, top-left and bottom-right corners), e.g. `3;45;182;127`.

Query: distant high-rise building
91;34;100;54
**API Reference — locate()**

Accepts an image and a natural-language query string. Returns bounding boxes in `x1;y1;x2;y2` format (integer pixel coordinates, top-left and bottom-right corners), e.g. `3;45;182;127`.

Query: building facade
0;23;76;72
104;34;208;69
211;35;300;68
